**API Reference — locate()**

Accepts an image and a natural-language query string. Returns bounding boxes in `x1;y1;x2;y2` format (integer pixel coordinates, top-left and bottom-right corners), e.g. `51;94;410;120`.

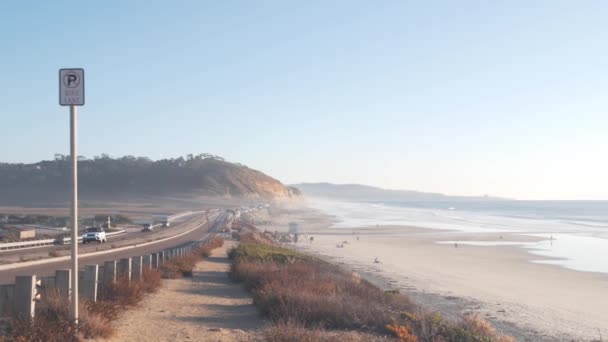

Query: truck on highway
82;227;107;244
161;218;170;227
142;223;154;232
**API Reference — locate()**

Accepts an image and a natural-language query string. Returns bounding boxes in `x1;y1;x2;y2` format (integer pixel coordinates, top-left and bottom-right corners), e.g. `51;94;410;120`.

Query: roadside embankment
101;239;262;342
0;238;226;342
229;226;515;342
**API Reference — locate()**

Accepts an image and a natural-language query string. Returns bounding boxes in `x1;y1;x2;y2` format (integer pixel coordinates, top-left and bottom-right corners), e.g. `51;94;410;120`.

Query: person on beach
310;236;314;243
454;242;458;248
374;257;380;263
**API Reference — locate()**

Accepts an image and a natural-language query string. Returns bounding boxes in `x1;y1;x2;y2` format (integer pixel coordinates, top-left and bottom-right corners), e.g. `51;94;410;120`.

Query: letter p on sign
59;68;85;106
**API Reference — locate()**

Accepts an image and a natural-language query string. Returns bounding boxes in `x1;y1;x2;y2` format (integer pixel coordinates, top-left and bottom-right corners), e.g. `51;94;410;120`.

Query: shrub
161;254;198;278
259;320;391;342
228;242;307;264
4;261;163;341
231;241;515;342
7;290;113;341
386;320;418;342
141;268;162;293
197;237;224;257
230;244;415;333
103;276;144;307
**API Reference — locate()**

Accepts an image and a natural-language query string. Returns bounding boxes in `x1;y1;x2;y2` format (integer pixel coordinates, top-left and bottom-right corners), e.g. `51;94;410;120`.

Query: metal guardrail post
83;265;99;302
15;275;36;319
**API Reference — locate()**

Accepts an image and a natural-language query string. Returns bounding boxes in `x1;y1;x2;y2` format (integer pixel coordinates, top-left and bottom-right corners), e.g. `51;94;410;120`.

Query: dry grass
198;237;224;257
7;290;111;342
257;320;392;342
160;254;198;278
102;276;145;307
3;239;227;341
5;268;163;341
230;241;515;342
161;238;225;278
141;267;162;293
230;243;415;332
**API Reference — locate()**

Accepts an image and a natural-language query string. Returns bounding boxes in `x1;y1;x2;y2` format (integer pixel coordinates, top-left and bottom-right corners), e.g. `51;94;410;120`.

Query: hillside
292;182;505;202
0;154;299;205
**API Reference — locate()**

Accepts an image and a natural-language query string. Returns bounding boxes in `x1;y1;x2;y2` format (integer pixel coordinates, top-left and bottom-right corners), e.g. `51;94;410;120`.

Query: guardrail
166;210;206;222
0;230;126;251
0;209;212;252
0;237;213;318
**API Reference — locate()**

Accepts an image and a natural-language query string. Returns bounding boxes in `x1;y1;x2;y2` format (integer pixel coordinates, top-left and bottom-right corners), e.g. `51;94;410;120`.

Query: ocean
309;199;608;274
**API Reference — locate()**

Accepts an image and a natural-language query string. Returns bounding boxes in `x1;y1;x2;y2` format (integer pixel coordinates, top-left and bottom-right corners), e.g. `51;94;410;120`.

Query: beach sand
260;203;608;342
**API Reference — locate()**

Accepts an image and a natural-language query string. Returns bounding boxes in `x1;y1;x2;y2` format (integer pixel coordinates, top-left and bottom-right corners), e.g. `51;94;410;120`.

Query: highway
0;210;232;285
0;211;208;257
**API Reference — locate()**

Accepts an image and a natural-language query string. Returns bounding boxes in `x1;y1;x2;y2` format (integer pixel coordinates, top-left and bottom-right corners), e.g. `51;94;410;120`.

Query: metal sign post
59;68;85;324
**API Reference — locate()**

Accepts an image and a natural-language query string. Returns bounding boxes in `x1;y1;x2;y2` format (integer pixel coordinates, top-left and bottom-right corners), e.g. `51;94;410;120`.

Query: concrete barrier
142;254;152;271
15;275;36;319
118;258;132;282
132;256;143;282
78;270;85;296
83;265;99;302
151;253;159;269
0;233;211;319
103;260;116;290
55;269;71;299
0;284;15;316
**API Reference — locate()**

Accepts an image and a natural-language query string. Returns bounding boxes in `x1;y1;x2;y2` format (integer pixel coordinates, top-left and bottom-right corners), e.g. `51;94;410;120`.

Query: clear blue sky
1;1;607;200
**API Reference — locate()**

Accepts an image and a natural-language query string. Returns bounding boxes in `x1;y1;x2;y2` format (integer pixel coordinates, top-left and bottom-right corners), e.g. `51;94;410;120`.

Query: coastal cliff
0;154;299;204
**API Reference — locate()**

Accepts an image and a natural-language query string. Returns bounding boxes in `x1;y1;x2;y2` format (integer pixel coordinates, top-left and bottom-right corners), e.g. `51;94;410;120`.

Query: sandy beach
260;203;608;342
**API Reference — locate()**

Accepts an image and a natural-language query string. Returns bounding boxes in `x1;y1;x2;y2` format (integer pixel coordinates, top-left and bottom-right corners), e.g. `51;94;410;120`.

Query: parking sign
59;68;85;106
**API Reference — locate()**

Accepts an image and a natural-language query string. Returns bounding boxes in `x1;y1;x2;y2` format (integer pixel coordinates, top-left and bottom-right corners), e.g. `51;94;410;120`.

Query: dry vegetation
258;320;393;342
230;229;515;342
3;270;163;342
160;238;224;278
2;237;226;341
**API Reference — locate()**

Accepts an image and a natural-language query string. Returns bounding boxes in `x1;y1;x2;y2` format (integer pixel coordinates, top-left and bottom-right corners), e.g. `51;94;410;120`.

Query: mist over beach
271;196;608;341
309;198;608;273
2;1;608;341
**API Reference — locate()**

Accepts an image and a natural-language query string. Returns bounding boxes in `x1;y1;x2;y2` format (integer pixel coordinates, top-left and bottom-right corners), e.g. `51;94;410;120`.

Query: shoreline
262;203;608;342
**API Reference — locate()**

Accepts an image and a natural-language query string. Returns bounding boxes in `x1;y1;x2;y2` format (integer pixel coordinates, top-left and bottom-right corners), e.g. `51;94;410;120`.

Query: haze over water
310;199;608;274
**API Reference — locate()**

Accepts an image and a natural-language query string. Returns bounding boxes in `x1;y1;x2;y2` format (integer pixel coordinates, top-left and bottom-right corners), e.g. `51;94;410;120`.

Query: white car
82;227;107;243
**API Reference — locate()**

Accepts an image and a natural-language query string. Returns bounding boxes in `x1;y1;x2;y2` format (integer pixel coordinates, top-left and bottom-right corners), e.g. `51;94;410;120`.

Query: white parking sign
59;68;85;106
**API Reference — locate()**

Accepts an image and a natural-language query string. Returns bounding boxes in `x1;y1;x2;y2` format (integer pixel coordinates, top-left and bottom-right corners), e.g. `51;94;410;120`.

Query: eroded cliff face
249;179;300;199
203;160;299;199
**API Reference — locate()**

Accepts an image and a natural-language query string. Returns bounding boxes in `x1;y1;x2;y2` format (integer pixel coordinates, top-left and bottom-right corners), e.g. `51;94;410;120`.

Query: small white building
288;222;300;234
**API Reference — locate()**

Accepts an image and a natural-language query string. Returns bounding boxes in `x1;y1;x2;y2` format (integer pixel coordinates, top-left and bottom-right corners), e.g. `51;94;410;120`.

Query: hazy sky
1;1;607;200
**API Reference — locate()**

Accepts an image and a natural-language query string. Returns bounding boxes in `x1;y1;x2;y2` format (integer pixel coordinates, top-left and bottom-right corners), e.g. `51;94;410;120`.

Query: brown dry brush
160;254;199;278
5;238;227;341
258;320;393;342
7;291;109;342
198;237;224;257
230;241;515;342
161;238;225;278
6;269;163;341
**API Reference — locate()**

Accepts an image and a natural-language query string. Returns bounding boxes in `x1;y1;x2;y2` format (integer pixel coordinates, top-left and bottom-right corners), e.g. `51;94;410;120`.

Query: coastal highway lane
0;211;213;259
0;211;222;285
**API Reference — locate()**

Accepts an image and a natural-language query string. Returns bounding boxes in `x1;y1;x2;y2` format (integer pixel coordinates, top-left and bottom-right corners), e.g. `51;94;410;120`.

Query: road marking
0;217;210;271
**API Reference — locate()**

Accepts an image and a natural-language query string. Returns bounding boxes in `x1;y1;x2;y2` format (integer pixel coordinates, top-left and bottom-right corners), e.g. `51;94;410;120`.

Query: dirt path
105;241;263;341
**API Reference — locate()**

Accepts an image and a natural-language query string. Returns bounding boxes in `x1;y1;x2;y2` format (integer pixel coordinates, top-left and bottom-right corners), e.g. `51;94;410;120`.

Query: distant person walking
454;242;458;248
309;236;314;244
